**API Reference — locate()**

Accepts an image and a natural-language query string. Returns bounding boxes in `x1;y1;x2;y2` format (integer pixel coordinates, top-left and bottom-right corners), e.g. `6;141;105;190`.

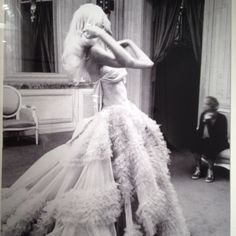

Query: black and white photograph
0;0;232;235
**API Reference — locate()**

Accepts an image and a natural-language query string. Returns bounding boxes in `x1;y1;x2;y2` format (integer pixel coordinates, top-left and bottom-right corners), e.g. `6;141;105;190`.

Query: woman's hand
82;24;102;39
203;112;216;123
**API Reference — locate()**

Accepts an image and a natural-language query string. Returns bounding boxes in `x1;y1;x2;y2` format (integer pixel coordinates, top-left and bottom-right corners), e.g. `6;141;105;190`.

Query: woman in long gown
2;3;190;236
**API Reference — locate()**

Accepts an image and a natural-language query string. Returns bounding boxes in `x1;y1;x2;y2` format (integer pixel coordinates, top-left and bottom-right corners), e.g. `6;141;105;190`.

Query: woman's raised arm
83;25;154;69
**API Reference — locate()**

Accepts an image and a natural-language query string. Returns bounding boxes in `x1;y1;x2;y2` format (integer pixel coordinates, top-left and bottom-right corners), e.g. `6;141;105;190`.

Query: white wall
21;88;94;134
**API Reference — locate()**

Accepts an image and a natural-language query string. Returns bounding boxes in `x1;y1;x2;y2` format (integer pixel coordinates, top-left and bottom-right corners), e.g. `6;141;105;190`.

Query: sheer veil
62;4;112;83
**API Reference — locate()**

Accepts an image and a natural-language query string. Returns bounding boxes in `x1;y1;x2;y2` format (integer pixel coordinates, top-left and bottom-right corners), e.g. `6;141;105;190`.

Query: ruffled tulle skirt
1;101;190;236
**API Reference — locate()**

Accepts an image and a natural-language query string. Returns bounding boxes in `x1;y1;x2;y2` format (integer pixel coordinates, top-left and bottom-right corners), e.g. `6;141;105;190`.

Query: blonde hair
62;4;111;82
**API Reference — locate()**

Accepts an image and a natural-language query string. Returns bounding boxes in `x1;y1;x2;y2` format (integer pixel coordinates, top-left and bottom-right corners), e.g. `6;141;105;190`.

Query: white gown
1;66;190;236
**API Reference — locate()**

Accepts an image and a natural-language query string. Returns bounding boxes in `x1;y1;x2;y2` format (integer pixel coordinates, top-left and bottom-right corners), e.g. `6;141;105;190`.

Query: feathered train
2;100;189;236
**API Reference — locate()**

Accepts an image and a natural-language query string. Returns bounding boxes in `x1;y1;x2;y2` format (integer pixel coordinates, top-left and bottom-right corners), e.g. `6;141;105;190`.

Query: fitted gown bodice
93;66;128;112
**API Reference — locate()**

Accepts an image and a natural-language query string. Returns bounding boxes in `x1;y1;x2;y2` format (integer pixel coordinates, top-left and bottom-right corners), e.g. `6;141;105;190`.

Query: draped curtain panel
151;0;182;120
151;0;205;147
21;1;55;72
198;0;231;123
34;2;55;72
185;0;205;63
152;0;182;63
33;1;55;72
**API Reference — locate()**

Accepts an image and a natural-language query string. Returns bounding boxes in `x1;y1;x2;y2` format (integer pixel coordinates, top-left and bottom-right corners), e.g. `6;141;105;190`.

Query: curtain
21;1;55;72
152;0;182;63
185;0;204;63
151;0;182;121
151;0;205;148
33;1;55;72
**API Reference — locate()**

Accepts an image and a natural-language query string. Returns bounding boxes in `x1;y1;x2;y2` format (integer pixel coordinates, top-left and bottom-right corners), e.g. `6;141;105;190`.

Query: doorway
154;45;200;149
152;0;204;149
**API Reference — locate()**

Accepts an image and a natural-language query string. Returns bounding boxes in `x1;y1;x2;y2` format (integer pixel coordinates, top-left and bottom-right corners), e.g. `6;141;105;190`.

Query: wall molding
5;73;68;81
17;88;94;134
5;73;94;89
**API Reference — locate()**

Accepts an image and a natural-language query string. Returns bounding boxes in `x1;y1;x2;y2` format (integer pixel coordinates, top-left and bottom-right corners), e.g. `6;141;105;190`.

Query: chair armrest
217;149;230;160
22;104;36;110
20;105;39;127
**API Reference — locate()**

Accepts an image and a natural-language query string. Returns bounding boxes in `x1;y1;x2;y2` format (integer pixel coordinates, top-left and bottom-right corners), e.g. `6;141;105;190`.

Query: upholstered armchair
3;85;39;145
214;148;230;170
201;149;230;170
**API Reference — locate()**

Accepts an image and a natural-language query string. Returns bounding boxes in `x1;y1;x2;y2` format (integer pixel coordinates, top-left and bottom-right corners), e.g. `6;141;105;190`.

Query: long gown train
1;66;190;236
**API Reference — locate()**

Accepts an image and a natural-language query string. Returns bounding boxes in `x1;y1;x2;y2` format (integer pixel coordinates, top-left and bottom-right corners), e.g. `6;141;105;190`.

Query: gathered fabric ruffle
108;103;189;236
47;183;121;226
2;101;189;236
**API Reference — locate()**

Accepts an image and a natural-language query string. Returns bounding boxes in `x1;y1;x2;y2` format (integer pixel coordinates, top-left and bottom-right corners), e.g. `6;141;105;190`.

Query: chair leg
35;129;39;145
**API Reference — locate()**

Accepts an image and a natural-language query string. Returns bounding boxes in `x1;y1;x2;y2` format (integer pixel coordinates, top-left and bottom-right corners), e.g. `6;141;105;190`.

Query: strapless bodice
93;66;128;112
